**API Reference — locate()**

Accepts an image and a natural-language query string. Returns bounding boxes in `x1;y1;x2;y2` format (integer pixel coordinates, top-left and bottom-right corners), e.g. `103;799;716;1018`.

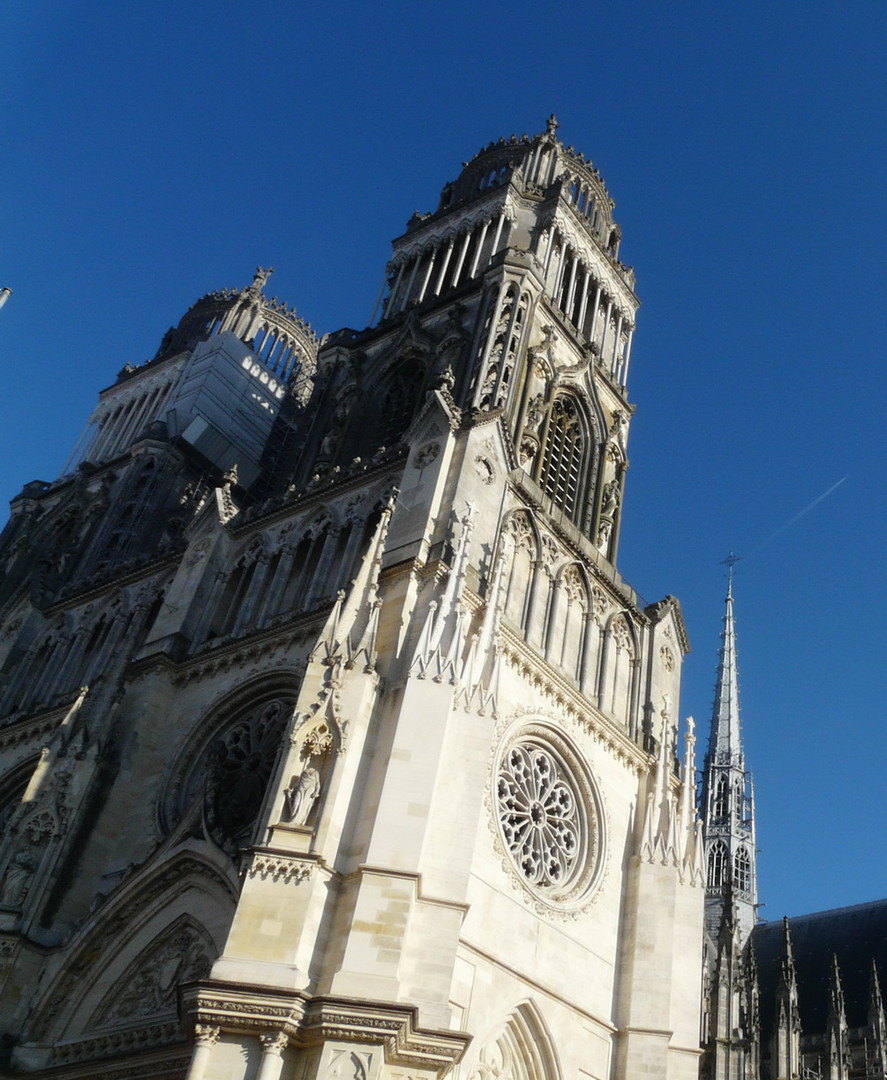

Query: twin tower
0;119;722;1080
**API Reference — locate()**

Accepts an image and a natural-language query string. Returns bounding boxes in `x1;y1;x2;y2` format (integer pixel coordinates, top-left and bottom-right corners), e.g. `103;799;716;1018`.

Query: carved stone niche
268;718;338;851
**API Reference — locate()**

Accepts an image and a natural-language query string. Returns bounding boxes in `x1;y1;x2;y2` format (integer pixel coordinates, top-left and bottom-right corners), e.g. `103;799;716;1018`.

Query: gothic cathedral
0;120;704;1080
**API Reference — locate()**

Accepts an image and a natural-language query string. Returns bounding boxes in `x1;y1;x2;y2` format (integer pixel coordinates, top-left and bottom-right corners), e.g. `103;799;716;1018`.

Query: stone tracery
497;742;580;891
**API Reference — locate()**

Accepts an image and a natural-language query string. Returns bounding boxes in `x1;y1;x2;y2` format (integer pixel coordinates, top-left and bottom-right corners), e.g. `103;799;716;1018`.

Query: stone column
490;210;506;260
186;1025;220;1080
469;219;491;278
416;248;438;303
399;253;420;312
577;268;591;333
544;580;562;663
621;327;634;386
611;313;624;378
589;285;603;344
433;238;455;295
450;230;472;288
599;298;613;363
233;556;271;634
190;570;228;643
255;546;296;623
565;257;580;318
256;1032;288;1080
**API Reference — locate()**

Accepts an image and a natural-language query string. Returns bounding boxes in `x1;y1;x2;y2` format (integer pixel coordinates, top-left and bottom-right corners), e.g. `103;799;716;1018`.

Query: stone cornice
181;985;471;1077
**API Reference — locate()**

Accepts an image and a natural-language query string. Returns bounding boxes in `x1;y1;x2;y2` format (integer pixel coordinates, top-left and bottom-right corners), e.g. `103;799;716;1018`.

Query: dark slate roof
752;900;887;1040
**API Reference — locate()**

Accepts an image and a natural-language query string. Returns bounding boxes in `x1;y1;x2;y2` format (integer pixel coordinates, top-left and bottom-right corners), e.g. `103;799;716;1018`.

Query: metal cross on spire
721;551;741;597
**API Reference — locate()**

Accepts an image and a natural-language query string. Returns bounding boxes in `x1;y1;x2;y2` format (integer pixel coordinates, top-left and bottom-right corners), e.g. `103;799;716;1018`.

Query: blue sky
2;2;886;922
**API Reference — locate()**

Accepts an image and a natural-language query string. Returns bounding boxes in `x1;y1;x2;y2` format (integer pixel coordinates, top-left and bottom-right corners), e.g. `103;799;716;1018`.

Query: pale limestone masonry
0;118;703;1080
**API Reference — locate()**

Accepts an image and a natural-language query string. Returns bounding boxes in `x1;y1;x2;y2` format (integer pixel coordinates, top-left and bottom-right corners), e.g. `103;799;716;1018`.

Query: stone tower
0;120;703;1080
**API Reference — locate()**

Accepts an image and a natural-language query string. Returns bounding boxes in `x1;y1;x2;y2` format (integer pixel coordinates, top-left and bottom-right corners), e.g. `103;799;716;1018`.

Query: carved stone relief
88;917;215;1031
327;1049;371;1080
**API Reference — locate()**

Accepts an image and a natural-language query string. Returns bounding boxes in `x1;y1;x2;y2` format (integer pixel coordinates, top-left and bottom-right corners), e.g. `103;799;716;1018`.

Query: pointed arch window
713;773;729;818
734;846;751;893
734;779;745;821
372;360;426;449
708;839;728;889
538;396;586;522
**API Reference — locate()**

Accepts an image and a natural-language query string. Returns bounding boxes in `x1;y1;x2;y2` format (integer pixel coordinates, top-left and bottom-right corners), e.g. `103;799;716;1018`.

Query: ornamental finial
721;551;741;597
251;267;274;293
546;114;559;136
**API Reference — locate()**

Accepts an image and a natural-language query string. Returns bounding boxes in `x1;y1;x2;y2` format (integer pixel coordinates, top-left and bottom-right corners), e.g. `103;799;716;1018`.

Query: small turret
151;267;318;401
61;270;318;484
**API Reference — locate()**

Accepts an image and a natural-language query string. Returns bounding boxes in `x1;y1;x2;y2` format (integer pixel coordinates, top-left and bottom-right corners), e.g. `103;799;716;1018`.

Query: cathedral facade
0;120;704;1080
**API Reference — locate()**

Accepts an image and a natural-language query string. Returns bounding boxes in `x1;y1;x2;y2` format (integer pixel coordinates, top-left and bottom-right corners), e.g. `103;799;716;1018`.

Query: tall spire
700;559;758;944
707;554;743;767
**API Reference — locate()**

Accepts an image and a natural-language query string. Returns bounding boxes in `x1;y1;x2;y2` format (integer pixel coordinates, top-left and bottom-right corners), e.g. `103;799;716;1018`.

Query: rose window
497;742;583;891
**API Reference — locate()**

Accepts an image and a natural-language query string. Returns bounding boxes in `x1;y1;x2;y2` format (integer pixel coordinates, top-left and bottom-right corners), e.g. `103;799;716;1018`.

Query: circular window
495;727;604;911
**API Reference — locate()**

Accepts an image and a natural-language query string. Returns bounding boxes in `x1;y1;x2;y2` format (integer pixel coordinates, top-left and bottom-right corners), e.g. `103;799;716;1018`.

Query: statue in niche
524;394;546;433
318;397;351;462
282;766;321;826
600;479;620;518
436;364;455;394
0;849;37;909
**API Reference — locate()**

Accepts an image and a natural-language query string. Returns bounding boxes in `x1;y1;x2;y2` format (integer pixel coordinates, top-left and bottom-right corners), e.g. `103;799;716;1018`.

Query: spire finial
721;551;741;599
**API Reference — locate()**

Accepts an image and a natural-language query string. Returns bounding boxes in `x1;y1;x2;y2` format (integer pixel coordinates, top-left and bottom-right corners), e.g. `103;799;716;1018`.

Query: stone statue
251;267;274;293
525;394;545;433
0;849;37;909
283;767;321;826
600;480;620;518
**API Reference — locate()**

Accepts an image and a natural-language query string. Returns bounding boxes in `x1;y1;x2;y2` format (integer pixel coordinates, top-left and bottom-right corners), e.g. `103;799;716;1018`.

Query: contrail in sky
745;476;848;560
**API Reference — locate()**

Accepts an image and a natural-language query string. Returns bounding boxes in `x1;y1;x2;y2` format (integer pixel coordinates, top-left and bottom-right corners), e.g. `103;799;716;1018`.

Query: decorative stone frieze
245;851;314;884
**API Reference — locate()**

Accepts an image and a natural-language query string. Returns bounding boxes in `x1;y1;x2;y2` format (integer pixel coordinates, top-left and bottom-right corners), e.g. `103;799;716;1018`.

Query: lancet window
713;774;729;818
372;361;426;448
250;325;303;385
734;846;751;894
538;396;586;522
502;511;539;633
708;839;728;889
379;212;509;320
